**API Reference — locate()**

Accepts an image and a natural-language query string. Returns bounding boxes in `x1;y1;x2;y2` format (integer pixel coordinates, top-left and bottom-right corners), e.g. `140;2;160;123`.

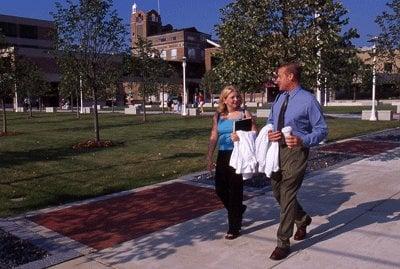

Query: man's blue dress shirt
267;87;328;147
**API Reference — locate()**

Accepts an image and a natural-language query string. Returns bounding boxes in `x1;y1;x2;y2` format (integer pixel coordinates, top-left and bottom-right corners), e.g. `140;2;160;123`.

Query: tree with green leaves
57;52;82;118
157;63;180;113
0;35;14;133
15;56;49;118
376;0;400;96
215;0;359;99
200;69;222;107
101;59;124;113
0;58;13;133
0;32;12;133
126;36;174;121
52;0;127;142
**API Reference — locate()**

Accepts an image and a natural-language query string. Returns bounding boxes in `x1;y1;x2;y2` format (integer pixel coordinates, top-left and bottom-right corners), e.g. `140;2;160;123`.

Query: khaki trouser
270;145;310;248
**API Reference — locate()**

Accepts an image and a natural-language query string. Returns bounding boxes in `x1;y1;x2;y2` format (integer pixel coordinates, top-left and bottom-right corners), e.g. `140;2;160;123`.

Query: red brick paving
319;140;399;155
29;183;224;250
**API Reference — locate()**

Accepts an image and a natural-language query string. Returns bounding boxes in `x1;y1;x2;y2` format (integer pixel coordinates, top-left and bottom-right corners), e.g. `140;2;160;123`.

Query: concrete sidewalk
47;147;400;269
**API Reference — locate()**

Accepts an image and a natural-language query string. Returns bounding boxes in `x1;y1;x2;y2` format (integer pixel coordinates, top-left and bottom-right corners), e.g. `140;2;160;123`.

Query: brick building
128;4;212;104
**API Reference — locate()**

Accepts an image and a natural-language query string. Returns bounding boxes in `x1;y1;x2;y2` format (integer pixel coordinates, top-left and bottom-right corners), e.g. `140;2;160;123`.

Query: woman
206;85;257;239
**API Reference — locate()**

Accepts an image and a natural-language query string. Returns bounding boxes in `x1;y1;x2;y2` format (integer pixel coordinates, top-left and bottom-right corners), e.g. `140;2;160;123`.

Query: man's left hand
285;135;303;149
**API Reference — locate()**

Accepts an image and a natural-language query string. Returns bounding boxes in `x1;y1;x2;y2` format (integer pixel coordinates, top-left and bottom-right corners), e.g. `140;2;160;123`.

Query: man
267;62;328;260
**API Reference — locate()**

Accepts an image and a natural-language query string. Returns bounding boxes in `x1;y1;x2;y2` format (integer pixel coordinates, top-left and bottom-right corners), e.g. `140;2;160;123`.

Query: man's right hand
268;130;282;142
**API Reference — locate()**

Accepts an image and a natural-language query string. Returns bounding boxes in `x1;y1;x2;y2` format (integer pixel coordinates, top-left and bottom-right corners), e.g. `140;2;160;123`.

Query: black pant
215;150;244;233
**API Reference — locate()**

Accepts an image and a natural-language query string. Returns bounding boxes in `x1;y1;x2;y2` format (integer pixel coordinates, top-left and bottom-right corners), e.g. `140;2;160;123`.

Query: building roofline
0;13;54;27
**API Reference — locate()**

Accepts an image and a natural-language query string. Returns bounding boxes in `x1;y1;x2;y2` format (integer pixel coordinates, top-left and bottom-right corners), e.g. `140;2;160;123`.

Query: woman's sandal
224;231;240;240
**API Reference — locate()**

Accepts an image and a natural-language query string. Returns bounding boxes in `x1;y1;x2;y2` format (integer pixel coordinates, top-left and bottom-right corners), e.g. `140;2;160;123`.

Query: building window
19;24;38;39
0;22;17;37
136;14;143;23
137;26;143;36
171;49;177;59
384;63;393;73
160;37;166;42
188;48;196;59
187;35;195;41
160;50;166;59
171;36;176;41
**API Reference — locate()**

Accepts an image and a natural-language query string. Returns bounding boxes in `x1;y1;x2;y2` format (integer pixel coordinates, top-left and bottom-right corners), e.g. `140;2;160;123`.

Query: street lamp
324;77;327;107
368;36;378;121
79;76;83;114
315;10;322;104
182;56;188;116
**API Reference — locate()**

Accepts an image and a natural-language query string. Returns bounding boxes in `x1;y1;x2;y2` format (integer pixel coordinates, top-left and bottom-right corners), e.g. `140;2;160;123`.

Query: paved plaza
1;128;399;269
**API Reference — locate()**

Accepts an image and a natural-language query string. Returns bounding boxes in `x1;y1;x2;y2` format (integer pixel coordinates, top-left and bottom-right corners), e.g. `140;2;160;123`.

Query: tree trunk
28;98;33;118
70;95;74;112
76;91;80;119
1;98;7;133
112;99;115;113
39;97;42;112
142;95;147;122
93;88;100;142
353;88;356;101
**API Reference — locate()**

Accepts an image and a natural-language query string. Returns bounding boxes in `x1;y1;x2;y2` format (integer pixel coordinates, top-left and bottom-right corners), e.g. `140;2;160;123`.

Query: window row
0;22;39;39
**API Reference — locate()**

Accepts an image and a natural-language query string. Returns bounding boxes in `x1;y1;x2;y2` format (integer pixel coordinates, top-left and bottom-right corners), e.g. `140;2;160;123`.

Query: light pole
315;10;322;104
369;36;378;121
324;77;327;107
182;56;188;116
79;76;84;114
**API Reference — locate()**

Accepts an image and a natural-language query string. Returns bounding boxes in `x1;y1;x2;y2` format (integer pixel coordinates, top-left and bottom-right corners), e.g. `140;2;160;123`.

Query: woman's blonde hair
217;85;241;114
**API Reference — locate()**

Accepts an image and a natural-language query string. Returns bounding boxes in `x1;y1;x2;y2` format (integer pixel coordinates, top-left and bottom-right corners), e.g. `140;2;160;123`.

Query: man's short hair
278;62;301;82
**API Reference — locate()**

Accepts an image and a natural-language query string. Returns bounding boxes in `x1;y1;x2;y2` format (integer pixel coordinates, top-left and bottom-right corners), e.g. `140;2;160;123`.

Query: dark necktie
277;93;289;132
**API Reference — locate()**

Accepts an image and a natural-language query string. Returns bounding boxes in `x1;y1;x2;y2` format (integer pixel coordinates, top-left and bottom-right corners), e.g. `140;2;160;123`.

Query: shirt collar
287;86;301;98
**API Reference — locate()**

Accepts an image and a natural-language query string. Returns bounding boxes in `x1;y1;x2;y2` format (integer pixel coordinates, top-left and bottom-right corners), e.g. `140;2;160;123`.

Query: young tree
101;60;124;113
157;63;180;113
57;53;82;118
52;0;127;142
14;57;49;118
200;69;223;107
0;53;15;133
126;36;172;121
376;0;400;95
0;32;15;133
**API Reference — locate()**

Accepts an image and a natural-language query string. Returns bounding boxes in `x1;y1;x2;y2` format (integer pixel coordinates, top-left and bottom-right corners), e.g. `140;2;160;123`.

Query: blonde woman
206;85;257;239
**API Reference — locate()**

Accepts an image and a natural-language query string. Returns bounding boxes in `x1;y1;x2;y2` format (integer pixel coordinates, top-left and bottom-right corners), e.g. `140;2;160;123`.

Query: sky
0;0;390;47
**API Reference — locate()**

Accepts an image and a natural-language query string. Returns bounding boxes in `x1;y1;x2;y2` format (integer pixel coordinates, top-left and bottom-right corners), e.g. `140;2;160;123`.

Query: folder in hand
233;118;252;132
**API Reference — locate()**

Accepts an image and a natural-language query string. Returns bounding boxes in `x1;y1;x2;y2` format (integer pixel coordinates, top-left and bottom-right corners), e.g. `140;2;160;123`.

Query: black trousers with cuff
214;150;244;233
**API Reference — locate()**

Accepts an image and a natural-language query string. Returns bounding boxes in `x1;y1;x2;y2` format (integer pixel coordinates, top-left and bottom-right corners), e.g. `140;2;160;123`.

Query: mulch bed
319;139;399;155
0;132;19;137
72;139;114;150
29;182;224;250
0;228;49;269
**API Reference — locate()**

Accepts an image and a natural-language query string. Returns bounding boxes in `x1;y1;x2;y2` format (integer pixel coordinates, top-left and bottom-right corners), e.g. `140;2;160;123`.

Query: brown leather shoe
294;216;312;241
269;247;290;260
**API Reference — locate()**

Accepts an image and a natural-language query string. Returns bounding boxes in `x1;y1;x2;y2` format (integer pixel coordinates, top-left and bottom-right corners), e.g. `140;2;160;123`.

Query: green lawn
0;112;399;217
323;104;397;114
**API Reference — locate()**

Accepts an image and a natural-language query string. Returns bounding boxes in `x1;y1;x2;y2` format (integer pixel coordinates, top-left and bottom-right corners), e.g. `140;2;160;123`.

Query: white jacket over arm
255;124;279;178
229;131;257;180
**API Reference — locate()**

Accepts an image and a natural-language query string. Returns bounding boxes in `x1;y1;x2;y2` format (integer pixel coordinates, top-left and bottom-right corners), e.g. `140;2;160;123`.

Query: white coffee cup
281;126;292;138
